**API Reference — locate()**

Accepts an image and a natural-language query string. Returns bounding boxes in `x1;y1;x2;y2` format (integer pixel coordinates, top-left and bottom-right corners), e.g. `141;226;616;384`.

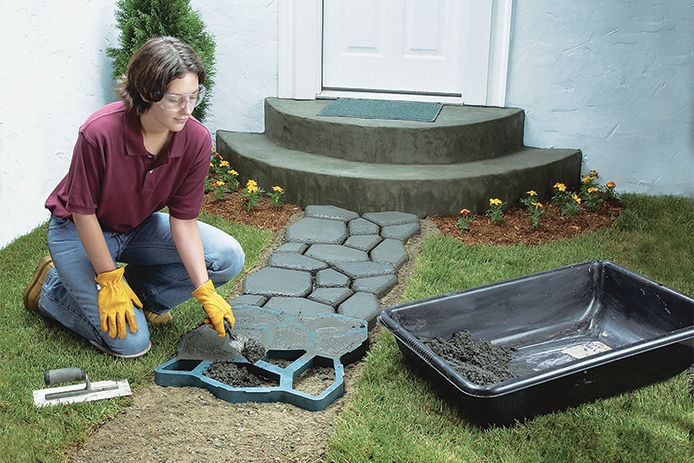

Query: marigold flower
527;190;537;196
606;181;615;188
489;198;502;205
229;170;238;176
215;180;225;187
553;182;566;191
247;184;258;193
590;170;599;178
582;176;593;183
273;186;284;192
209;162;214;167
220;160;230;167
214;152;222;159
460;208;470;216
587;187;598;193
572;194;581;204
246;179;257;187
532;202;543;208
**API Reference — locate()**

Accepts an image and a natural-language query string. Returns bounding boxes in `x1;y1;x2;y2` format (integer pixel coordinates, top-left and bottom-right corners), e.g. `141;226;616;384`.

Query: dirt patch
429;197;624;246
421;330;516;385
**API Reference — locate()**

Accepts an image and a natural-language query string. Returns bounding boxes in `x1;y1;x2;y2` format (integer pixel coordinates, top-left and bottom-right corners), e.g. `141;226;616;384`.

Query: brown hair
116;36;206;115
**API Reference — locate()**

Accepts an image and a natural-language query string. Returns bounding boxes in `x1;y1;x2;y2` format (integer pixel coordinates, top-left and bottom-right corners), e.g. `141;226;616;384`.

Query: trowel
33;368;131;407
177;320;267;364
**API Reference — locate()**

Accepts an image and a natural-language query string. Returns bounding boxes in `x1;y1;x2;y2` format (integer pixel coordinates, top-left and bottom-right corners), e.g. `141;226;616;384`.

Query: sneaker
24;256;54;312
89;340;152;359
144;309;173;324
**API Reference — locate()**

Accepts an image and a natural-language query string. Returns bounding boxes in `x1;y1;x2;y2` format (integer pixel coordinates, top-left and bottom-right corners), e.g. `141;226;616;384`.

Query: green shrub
106;0;216;121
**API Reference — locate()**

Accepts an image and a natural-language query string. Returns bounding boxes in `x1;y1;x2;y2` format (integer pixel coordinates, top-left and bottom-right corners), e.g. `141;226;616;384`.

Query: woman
23;36;244;358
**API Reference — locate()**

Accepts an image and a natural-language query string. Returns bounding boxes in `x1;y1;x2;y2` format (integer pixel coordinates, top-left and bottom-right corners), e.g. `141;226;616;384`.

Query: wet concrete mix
204;360;263;387
420;330;517;385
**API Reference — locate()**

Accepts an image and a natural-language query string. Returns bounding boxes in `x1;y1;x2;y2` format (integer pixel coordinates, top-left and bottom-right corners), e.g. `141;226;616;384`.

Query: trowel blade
176;324;248;362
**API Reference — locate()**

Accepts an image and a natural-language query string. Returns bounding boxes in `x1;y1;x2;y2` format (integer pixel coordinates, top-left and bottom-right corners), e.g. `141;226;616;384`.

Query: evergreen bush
107;0;216;121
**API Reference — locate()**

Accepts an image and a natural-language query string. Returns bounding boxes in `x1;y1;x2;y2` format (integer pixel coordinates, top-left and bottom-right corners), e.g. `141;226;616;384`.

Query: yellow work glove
192;279;235;337
94;267;142;339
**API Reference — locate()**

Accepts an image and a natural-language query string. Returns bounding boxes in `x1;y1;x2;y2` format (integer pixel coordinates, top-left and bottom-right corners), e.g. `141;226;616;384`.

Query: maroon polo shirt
46;101;212;232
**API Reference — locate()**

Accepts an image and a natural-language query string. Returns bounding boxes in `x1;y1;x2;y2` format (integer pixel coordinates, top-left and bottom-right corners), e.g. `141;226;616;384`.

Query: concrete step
264;97;525;164
216;131;582;217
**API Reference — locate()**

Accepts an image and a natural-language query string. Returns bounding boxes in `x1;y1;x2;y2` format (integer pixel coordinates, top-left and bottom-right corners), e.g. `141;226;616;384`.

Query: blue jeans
39;213;245;356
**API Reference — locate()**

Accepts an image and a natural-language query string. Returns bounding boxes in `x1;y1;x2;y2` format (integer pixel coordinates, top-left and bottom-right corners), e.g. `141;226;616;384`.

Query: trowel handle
44;368;86;385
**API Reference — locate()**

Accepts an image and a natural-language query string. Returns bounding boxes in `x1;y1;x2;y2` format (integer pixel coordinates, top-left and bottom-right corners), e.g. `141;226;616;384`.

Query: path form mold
155;205;420;410
155;306;368;411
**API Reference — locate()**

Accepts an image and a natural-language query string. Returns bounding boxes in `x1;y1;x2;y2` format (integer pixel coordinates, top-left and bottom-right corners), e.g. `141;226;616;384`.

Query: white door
322;0;494;100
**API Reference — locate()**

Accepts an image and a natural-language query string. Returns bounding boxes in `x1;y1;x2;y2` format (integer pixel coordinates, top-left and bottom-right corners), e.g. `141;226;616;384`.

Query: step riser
264;98;525;165
218;136;582;217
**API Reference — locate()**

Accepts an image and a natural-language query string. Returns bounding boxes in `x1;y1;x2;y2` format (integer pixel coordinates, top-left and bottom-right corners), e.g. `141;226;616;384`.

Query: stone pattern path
229;205;420;328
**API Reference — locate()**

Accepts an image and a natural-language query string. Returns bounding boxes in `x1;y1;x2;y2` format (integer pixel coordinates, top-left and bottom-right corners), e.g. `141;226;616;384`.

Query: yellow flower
215;180;225;187
606;181;615;189
554;182;566;192
572;194;581;204
489;198;502;206
246;179;257;187
590;170;599;178
587;187;598;193
209;162;213;167
526;190;537;196
460;208;470;215
229;170;238;176
273;186;284;192
582;176;593;183
247;184;258;193
220;160;230;167
532;202;543;208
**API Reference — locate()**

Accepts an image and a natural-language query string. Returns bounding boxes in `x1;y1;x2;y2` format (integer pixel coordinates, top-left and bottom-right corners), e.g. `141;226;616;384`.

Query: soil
421;330;516;385
69;191;626;462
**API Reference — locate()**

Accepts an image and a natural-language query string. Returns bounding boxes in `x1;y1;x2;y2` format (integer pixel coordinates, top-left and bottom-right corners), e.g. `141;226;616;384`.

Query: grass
0;211;272;462
324;194;694;463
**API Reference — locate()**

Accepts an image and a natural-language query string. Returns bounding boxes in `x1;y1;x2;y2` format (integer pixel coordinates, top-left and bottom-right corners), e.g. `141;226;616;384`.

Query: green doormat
318;98;443;122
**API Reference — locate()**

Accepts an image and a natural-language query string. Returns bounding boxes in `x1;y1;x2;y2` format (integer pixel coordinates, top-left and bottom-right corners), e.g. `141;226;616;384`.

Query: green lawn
0;212;272;462
324;194;694;463
1;195;692;462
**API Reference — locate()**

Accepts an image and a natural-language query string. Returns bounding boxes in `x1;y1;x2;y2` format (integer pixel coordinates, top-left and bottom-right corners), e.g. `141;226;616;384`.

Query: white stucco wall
0;0;278;249
506;0;693;196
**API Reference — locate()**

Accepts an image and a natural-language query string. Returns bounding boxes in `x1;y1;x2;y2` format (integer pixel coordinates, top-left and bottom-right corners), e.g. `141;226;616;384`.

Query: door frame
278;0;513;106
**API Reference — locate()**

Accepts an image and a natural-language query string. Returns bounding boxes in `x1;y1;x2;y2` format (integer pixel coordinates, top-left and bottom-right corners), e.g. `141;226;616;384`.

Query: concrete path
229;205;420;329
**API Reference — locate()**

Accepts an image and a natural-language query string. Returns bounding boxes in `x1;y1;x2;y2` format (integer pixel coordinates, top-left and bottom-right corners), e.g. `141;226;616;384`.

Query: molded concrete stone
305;205;359;222
362;211;419;227
268;252;328;273
352;274;398;298
264;296;334;317
348;217;380;235
332;261;395;279
305;244;368;266
381;222;420;241
275;242;308;254
228;294;268;307
371;239;408;270
338;292;380;328
315;268;351;288
243;267;312;298
343;234;382;252
286;217;347;244
309;287;353;308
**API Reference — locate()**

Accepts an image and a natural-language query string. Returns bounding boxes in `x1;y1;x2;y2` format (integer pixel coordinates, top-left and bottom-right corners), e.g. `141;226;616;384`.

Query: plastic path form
154;306;368;411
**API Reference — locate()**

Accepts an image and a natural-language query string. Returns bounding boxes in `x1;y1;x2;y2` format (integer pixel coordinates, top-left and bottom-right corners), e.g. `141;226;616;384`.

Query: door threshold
317;89;464;105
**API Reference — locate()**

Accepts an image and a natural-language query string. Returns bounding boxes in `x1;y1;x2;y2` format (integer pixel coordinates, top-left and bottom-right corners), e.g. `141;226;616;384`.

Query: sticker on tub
562;341;612;359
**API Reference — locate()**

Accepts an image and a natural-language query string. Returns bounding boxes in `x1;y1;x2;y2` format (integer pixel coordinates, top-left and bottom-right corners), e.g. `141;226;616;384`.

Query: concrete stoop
216;97;582;217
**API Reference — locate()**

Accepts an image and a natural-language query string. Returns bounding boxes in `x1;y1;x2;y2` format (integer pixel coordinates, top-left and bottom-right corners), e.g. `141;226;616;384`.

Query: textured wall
0;0;278;249
0;0;120;249
506;0;693;196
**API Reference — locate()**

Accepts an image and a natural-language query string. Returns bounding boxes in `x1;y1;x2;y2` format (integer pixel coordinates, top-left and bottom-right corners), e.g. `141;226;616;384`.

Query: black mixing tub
379;260;694;426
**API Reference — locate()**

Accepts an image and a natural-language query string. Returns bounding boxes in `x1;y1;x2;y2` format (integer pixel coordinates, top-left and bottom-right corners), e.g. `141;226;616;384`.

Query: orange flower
606;181;615;189
590;170;599;178
553;182;566;192
460;208;470;216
